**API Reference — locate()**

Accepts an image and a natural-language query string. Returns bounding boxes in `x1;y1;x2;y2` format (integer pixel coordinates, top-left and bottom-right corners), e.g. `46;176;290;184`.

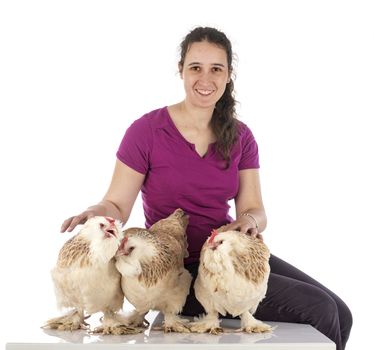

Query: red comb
208;229;218;243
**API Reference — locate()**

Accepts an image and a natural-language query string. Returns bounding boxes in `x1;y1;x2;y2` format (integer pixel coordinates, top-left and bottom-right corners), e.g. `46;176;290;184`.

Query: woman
61;27;352;349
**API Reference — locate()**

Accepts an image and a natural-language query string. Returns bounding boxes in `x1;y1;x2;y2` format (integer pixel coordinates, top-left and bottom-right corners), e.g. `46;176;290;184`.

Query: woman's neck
177;100;214;130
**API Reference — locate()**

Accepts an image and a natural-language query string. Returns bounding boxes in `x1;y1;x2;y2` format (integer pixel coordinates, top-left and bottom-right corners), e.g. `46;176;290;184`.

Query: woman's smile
195;88;215;96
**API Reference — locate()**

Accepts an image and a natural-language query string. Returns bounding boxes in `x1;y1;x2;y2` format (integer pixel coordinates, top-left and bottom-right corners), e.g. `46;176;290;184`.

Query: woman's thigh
267;256;352;323
266;255;352;348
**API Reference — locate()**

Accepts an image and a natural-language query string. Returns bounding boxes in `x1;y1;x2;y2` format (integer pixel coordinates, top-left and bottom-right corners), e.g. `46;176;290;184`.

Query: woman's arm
224;169;267;238
61;159;145;232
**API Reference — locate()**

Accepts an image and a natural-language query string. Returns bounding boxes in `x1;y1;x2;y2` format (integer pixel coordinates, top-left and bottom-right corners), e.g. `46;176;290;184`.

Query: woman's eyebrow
187;62;226;67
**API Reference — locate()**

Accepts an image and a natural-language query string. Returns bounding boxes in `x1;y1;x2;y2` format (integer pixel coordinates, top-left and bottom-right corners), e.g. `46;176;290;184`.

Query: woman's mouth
196;89;214;96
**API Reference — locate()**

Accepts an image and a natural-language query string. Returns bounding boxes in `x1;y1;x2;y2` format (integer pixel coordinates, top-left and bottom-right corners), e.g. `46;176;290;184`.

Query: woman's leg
265;255;352;349
182;262;205;316
254;271;343;349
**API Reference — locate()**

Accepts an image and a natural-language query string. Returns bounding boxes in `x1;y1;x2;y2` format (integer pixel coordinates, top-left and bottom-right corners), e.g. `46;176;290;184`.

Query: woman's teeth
196;89;213;96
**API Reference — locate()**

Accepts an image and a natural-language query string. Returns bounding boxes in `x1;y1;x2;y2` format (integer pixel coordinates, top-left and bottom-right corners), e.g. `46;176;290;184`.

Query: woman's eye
212;67;222;72
191;66;200;71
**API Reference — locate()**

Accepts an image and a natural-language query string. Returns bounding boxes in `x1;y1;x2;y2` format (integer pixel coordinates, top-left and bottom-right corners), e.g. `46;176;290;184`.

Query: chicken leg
93;310;143;335
238;310;272;333
188;311;223;334
42;309;88;331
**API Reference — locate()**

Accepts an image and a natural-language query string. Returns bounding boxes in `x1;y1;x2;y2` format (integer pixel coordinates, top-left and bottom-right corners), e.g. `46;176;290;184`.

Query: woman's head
178;27;233;76
179;40;231;110
178;27;238;167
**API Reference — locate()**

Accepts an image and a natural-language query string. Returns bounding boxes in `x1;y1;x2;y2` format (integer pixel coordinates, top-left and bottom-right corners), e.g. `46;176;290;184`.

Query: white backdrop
1;1;373;349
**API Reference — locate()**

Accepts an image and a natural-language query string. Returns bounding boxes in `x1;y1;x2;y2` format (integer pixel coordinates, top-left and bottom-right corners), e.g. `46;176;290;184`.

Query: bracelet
240;212;259;230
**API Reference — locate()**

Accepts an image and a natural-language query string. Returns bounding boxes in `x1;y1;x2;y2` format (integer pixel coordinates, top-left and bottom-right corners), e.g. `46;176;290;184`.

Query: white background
0;1;373;349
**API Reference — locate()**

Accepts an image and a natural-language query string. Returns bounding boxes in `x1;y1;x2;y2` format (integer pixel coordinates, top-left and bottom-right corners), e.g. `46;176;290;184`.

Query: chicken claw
92;324;143;335
242;322;272;333
93;311;145;335
239;311;272;333
162;314;190;333
42;310;88;331
209;327;224;335
188;313;222;334
163;322;190;333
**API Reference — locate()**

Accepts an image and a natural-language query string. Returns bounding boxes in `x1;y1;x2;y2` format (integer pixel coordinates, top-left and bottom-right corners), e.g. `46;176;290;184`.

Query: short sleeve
116;116;152;174
238;124;260;170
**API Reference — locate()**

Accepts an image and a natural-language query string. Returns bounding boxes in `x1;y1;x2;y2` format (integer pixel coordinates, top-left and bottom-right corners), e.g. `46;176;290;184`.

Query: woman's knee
313;292;340;328
283;281;340;328
338;298;353;346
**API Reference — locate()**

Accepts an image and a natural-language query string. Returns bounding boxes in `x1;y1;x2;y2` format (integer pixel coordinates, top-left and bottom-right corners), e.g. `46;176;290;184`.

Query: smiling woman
59;26;352;350
170;41;231;158
180;41;230;106
173;27;237;163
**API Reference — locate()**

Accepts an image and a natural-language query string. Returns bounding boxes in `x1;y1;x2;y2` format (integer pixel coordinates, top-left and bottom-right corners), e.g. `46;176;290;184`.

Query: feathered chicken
43;216;138;334
189;229;272;334
115;208;192;333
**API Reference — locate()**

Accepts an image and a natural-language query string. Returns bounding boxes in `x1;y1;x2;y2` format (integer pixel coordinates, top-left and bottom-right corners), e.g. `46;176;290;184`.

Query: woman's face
180;41;231;110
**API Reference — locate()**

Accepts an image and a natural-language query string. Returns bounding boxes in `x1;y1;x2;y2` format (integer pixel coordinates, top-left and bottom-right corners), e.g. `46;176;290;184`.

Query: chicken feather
43;216;140;335
115;208;192;333
190;229;272;334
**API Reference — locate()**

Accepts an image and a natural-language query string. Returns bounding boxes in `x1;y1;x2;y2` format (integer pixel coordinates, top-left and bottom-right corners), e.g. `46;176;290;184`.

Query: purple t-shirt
116;106;260;264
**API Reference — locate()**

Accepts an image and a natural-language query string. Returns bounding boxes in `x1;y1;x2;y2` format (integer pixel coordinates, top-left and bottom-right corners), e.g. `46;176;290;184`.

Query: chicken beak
116;236;128;256
115;248;125;257
102;217;118;238
105;230;115;238
116;247;130;257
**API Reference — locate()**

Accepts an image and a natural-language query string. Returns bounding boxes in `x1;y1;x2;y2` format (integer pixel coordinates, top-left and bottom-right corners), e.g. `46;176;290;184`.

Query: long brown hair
178;27;238;167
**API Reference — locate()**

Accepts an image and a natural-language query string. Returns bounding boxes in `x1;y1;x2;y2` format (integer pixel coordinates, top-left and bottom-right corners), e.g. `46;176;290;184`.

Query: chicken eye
129;246;135;252
100;223;105;229
218;240;224;245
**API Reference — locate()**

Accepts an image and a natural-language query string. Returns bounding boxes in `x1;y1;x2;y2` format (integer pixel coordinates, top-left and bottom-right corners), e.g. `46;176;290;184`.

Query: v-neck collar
164;106;216;159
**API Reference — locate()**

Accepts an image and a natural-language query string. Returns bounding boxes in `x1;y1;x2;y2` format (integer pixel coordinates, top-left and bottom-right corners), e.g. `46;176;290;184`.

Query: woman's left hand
220;216;263;241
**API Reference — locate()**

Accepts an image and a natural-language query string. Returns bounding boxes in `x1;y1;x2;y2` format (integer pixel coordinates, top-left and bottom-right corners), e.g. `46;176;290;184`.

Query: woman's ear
227;70;232;84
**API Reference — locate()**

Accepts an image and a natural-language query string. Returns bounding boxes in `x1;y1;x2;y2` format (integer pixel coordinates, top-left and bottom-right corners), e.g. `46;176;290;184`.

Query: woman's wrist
240;212;259;231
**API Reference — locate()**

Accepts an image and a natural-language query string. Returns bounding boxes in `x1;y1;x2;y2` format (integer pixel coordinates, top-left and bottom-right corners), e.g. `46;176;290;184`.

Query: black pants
182;255;352;350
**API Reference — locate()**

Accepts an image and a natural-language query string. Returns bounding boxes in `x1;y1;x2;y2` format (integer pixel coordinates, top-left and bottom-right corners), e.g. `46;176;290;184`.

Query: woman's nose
198;70;213;83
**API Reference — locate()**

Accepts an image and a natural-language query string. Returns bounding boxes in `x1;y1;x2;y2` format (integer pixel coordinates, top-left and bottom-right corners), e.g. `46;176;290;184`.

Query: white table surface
5;311;335;349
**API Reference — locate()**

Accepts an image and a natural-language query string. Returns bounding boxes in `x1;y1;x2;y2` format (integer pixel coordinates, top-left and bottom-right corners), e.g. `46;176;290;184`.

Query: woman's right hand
60;160;145;233
60;210;97;233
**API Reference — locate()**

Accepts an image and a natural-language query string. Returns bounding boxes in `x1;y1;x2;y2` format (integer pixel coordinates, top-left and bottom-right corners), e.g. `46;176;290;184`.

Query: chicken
42;216;139;334
115;208;192;333
189;229;272;334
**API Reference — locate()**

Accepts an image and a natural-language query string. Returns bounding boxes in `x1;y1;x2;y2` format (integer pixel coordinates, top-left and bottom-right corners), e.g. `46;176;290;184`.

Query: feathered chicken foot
162;313;190;333
188;312;223;334
93;311;144;335
124;310;149;328
237;311;272;333
42;309;88;331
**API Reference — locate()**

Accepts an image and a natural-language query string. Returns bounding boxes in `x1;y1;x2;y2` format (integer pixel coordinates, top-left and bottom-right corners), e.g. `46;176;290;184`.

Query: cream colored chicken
43;216;138;334
189;229;272;334
115;208;192;333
